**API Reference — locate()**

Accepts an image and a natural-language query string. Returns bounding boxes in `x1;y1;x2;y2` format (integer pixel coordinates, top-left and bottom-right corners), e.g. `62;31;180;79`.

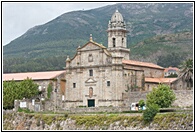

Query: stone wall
172;90;193;107
123;90;193;107
14;89;193;112
123;91;149;107
3;111;193;130
124;64;164;78
28;89;193;112
68;107;130;113
14;99;43;112
171;77;190;90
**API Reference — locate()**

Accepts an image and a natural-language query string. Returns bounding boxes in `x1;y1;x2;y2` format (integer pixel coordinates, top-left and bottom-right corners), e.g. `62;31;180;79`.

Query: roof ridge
91;40;106;49
3;70;66;81
122;59;164;69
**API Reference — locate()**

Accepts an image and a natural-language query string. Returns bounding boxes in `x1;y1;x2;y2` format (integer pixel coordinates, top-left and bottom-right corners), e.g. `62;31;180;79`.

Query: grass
69;114;143;129
18;108;34;113
152;113;193;130
3;109;193;130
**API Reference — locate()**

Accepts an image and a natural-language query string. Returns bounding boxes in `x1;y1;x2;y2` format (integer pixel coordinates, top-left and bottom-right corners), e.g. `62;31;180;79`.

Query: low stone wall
3;112;193;130
172;90;193;107
123;91;149;107
69;107;130;113
14;99;43;112
13;90;193;112
123;90;193;107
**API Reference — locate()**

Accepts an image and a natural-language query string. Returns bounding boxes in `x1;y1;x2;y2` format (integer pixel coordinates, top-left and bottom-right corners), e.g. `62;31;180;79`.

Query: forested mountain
3;3;193;73
130;31;193;67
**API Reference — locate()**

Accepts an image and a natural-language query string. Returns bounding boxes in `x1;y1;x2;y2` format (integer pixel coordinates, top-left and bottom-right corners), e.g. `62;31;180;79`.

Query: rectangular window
113;38;116;47
89;70;93;76
107;81;110;86
73;83;76;88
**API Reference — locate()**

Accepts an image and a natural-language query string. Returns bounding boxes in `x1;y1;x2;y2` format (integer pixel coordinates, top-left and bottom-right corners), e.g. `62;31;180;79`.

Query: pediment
85;78;97;83
80;42;100;51
79;41;106;51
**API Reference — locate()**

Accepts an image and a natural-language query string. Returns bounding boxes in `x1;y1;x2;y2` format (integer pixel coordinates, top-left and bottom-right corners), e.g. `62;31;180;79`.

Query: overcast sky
2;2;116;46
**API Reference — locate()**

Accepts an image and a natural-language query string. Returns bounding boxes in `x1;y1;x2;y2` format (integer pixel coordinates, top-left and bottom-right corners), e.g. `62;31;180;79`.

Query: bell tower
107;10;130;60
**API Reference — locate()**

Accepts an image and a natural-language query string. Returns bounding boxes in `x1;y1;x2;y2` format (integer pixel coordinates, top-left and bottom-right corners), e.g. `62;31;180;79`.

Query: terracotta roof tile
122;60;164;69
3;70;66;81
145;78;177;83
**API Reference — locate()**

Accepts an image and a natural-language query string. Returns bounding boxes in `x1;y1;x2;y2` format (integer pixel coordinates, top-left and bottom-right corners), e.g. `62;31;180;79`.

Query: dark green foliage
142;84;176;122
179;59;193;77
47;83;53;99
64;113;69;118
3;78;39;109
146;84;176;108
157;53;185;68
139;100;145;108
3;56;66;73
143;103;159;122
131;32;192;68
179;59;193;88
18;107;34;113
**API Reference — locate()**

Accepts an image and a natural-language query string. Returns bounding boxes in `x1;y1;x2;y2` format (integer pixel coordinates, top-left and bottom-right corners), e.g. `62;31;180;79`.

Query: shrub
146;84;176;108
64;113;68;118
18;107;33;113
3;79;39;109
139;100;145;108
47;83;53;99
143;103;159;123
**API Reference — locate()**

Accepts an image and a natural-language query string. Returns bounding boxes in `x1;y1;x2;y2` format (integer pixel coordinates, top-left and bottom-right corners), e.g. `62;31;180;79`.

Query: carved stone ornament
88;54;93;62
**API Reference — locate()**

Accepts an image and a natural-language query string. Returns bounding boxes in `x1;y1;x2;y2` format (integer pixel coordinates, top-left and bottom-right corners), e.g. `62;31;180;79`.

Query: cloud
2;2;116;45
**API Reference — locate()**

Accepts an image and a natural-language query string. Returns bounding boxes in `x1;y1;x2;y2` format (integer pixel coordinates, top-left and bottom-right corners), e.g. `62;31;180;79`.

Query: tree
142;84;176;122
143;103;159;123
146;84;176;108
19;78;39;98
3;78;39;109
3;80;18;109
179;59;193;88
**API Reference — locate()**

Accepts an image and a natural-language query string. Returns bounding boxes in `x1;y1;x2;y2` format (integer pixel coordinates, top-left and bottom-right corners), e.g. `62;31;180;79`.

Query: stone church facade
64;10;165;108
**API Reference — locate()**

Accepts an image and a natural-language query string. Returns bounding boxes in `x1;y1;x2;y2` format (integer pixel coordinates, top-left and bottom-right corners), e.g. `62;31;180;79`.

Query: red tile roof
122;60;164;69
145;78;177;83
3;70;66;81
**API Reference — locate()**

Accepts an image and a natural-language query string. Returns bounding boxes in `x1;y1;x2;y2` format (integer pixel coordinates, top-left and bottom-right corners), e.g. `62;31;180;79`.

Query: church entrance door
88;99;95;107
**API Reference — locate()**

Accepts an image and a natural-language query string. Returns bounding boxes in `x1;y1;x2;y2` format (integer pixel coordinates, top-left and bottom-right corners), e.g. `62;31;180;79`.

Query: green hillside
130;31;193;67
3;3;193;73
